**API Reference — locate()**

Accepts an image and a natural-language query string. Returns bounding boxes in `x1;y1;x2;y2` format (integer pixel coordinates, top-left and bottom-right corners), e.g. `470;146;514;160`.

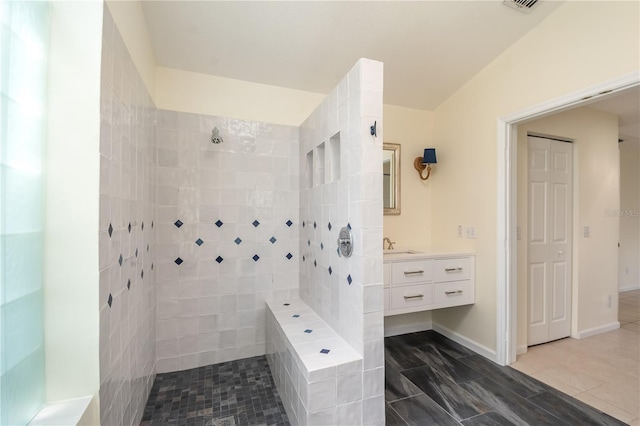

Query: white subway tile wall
154;110;300;373
296;59;386;425
98;7;157;425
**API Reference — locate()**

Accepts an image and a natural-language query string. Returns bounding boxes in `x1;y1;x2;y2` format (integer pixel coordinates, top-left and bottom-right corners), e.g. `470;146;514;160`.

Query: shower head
211;127;223;144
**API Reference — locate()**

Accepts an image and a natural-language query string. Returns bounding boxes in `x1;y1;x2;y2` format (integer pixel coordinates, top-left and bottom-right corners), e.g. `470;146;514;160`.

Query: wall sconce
414;148;437;180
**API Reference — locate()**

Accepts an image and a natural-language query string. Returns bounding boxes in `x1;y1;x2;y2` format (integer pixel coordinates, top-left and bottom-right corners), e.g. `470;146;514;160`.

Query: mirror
383;143;400;215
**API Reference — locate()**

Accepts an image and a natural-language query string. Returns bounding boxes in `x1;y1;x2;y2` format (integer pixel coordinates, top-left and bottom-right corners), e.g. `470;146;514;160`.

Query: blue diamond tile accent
107;294;113;307
135;248;138;258
215;256;224;264
302;221;305;228
127;279;131;290
313;221;317;229
347;223;352;230
141;269;144;279
304;329;313;334
175;257;183;265
141;222;144;231
283;303;290;306
151;263;154;270
286;220;293;227
174;220;183;228
320;242;324;250
347;274;352;285
118;254;123;266
147;243;150;252
196;238;204;246
303;256;306;262
128;222;132;233
292;314;300;318
252;220;260;227
270;236;277;244
253;254;260;262
152;221;154;228
108;223;113;237
328;266;332;275
314;260;317;267
328;222;332;231
307;240;310;246
215;220;223;228
320;349;330;354
286;253;293;260
235;237;242;245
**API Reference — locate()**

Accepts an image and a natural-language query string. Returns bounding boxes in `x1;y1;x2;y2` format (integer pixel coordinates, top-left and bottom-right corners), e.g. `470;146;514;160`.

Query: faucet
383;237;395;250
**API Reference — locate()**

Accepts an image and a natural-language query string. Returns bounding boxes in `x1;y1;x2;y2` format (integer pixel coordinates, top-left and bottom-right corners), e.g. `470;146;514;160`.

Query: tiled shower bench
266;299;363;426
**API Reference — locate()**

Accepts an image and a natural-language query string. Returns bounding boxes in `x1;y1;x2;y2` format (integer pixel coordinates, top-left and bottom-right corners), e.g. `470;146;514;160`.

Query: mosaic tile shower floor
141;356;290;426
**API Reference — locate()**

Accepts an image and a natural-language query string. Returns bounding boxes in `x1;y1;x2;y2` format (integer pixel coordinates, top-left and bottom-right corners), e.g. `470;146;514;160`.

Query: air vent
503;0;538;13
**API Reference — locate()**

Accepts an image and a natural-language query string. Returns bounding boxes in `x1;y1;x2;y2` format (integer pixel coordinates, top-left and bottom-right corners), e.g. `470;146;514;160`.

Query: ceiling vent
503;0;539;14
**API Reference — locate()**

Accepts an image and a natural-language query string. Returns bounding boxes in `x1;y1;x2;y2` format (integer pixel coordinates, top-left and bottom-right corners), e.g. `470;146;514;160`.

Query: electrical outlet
465;226;476;239
457;225;463;238
583;226;590;238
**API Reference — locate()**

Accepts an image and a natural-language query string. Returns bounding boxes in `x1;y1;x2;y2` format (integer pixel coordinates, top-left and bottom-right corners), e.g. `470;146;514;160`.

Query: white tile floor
512;289;640;425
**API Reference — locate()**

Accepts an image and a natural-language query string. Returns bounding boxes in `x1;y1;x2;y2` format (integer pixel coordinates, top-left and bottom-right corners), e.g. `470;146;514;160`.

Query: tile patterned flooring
141;356;289;426
385;330;626;425
511;289;640;425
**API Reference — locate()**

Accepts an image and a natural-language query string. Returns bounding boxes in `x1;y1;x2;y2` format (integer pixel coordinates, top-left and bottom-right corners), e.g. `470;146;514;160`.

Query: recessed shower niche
305;132;341;187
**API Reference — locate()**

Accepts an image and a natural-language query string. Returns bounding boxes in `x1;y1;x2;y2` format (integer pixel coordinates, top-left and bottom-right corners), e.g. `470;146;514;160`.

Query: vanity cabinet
383;253;475;316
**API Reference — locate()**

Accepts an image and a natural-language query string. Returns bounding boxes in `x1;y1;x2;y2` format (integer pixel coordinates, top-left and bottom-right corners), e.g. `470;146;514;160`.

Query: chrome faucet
383;237;395;250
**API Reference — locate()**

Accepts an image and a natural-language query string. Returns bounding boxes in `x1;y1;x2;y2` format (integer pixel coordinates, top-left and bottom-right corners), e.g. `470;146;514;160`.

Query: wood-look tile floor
385;330;624;425
511;290;640;425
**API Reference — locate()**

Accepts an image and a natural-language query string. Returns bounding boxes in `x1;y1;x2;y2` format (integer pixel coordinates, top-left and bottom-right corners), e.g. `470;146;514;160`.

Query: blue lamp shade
422;148;437;164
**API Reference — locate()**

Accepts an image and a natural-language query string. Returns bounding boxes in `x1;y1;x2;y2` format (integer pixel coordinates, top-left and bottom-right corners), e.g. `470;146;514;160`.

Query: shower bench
266;299;363;425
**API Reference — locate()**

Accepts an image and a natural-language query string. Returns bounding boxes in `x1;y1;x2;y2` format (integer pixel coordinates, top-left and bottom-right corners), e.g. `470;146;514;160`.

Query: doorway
526;135;573;346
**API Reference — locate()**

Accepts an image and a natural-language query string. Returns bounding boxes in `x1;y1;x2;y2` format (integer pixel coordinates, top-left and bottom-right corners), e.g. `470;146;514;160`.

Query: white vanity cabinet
383;253;475;316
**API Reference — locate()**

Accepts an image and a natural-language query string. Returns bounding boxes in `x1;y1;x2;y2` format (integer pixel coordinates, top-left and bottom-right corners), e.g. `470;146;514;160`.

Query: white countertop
383;247;474;261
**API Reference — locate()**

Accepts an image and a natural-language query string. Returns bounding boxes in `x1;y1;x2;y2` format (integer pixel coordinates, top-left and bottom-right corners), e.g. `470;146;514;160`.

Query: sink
383;250;423;258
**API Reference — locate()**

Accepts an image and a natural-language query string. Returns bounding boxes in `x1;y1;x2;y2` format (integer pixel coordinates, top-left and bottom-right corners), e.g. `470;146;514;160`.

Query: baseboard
620;285;640;293
384;319;432;337
575;321;620;339
516;344;528;355
432;323;498;363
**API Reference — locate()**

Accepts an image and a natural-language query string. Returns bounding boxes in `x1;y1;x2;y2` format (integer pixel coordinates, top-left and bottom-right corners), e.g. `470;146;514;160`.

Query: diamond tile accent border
270;236;277;244
328;266;332;275
174;220;183;228
320;242;324;250
320;349;330;354
108;223;113;237
283;303;290;306
252;220;260;227
286;219;293;227
215;256;224;264
128;222;132;233
304;329;313;334
327;222;332;231
347;274;352;285
195;238;204;246
252;254;260;262
175;258;183;265
127;279;131;290
118;254;123;266
235;237;242;245
286;253;293;260
107;294;113;308
292;314;300;318
215;220;223;228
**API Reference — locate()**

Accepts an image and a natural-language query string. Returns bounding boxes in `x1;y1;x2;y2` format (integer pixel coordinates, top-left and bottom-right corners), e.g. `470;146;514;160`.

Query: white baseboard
575;321;620;339
384;319;432;337
620;285;640;293
432;323;498;363
516;344;528;355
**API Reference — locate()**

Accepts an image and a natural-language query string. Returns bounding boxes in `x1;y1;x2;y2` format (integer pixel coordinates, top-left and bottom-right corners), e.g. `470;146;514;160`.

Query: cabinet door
390;284;433;310
434;257;473;282
391;259;433;284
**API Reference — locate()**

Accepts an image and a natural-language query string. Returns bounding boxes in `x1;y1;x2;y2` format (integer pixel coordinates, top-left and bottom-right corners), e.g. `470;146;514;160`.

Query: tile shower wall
154;110;299;373
98;7;157;426
298;58;386;425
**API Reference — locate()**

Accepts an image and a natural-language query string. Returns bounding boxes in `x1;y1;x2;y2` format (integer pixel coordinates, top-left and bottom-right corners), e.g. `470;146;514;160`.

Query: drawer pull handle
445;290;463;295
404;270;424;275
404;294;424;300
445;267;463;272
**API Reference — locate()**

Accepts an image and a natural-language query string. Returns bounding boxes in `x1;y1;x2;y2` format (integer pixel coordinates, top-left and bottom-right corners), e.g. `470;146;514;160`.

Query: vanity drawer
391;259;433;284
390;284;433;310
384;263;390;287
383;287;390;311
433;280;474;307
434;257;474;282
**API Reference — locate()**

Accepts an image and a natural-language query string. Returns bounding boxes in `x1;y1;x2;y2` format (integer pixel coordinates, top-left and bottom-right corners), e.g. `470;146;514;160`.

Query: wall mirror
383;143;401;215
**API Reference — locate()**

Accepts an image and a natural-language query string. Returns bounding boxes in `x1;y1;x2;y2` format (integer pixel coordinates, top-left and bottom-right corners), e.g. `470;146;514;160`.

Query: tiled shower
98;5;383;426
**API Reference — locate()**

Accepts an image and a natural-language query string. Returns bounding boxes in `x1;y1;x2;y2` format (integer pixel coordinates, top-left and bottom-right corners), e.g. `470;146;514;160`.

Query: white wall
516;107;621;347
619;137;640;292
156;67;325;127
105;0;156;101
154;110;299;373
44;1;103;423
430;1;639;351
298;58;385;425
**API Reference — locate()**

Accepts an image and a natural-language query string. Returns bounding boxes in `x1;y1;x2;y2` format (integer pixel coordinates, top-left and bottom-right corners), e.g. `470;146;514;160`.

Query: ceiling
142;0;564;110
588;86;640;141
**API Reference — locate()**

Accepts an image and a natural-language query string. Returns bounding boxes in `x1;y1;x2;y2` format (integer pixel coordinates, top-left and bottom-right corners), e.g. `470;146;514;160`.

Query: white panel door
527;136;573;346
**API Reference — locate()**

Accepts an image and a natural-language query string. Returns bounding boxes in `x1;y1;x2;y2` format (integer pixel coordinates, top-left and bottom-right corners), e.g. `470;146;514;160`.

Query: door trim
495;71;640;366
